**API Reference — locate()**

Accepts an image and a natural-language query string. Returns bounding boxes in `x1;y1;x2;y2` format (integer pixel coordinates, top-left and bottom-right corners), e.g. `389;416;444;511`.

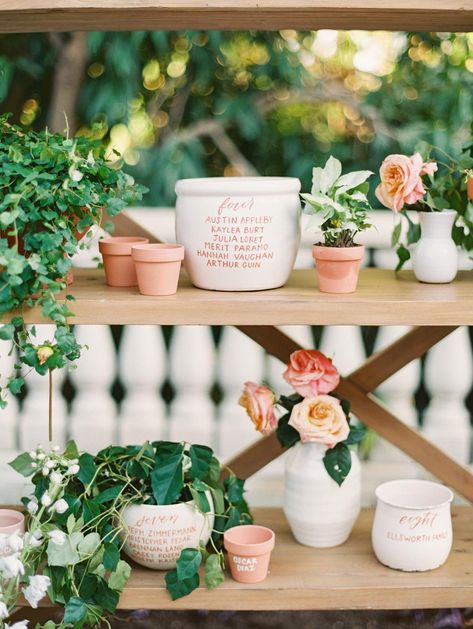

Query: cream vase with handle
175;177;301;291
411;210;458;283
283;441;361;547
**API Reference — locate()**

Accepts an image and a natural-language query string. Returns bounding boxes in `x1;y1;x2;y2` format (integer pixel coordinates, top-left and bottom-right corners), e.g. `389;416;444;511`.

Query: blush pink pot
312;245;365;294
131;244;185;296
0;509;25;557
223;525;275;584
99;237;149;287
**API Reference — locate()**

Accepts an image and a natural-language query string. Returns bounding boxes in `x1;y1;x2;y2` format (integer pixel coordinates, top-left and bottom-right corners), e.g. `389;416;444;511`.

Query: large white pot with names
120;498;214;570
175;177;301;291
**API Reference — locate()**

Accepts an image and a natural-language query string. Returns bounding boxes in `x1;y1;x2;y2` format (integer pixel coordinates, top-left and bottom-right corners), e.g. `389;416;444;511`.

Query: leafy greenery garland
275;393;366;486
7;440;251;627
0;113;146;412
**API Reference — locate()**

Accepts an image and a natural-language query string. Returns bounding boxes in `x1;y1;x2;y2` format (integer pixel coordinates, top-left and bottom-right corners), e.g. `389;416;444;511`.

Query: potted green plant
0;114;146;431
1;440;251;626
301;156;373;293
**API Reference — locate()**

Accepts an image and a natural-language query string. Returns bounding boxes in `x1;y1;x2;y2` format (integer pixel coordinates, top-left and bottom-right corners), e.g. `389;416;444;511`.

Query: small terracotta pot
131;244;185;296
223;524;275;583
99;236;149;287
312;245;364;294
0;509;25;557
467;177;473;202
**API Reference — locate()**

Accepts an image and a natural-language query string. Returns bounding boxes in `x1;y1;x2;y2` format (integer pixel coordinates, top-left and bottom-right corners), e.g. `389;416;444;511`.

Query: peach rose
375;153;437;212
239;381;277;436
288;395;349;447
283;349;339;398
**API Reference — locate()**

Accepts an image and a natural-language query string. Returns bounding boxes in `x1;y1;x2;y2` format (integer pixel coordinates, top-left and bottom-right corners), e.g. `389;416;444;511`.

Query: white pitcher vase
283;441;361;548
411;210;458;284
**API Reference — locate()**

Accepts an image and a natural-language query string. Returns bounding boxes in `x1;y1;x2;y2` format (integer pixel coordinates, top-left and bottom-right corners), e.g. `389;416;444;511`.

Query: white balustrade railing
0;209;471;506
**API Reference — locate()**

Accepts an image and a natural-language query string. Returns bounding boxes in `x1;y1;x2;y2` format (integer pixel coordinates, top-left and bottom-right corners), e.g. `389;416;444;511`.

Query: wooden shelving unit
0;1;472;33
19;268;473;326
2;0;473;615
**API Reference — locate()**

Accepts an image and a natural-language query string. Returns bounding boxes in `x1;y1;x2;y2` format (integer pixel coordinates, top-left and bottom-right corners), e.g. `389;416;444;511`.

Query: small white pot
175;177;301;291
283;441;361;548
120;498;214;570
411;210;458;283
372;479;453;572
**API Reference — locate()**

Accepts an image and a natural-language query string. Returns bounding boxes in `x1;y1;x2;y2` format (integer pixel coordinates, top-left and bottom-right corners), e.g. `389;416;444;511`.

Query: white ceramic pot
283;441;361;547
120;498;214;570
372;479;453;572
175;177;301;291
411;210;458;283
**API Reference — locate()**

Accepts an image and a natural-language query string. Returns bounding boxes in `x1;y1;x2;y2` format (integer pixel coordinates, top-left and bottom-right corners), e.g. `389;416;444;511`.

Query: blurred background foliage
0;30;472;206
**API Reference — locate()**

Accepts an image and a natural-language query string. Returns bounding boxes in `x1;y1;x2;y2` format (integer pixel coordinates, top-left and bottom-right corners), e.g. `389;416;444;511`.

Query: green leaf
189;486;211;513
188;444;213;480
344;424;366;445
176;547;202;580
278;393;303;411
209;487;225;515
323;443;352;486
205;554;225;590
63;440;80;460
151;452;184;505
7;376;24;395
108;560;131;591
395;244;411;271
47;531;83;567
276;412;300;449
95;579;119;613
78;532;101;558
165;568;200;600
225;476;246;506
77;452;97;485
9;452;36;476
64;597;87;625
335;170;373;192
94;484;124;504
79;574;98;601
103;542;120;571
391;221;402;247
0;323;14;340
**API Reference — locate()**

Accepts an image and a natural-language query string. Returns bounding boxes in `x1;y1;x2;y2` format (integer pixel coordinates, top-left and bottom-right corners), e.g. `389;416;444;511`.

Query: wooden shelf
0;1;472;33
18;267;473;326
120;507;473;610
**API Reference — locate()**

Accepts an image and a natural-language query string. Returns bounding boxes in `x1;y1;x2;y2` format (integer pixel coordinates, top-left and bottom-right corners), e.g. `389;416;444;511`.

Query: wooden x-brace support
224;325;473;504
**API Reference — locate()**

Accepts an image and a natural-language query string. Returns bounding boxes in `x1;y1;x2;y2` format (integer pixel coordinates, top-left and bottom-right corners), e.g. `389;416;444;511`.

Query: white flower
42;466;49;477
7;532;23;553
0;554;25;578
50;471;62;485
48;530;66;546
0;600;8;619
36;453;45;461
24;531;42;549
31;462;37;469
45;460;56;469
23;574;51;609
67;464;80;475
69;167;83;182
40;492;52;507
27;500;38;515
5;621;29;628
53;499;68;514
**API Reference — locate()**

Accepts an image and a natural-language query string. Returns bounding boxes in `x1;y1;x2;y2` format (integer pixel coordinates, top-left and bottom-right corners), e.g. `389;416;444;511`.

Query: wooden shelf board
18;267;473;326
0;1;472;33
115;507;473;610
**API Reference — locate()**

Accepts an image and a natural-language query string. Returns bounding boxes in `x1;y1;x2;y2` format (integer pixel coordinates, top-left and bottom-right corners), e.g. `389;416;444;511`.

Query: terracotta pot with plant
0;113;147;433
301;156;373;293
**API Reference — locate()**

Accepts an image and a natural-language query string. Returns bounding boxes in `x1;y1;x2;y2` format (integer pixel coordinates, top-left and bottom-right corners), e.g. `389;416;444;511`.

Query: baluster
69;325;117;452
168;326;215;447
118;325;167;445
320;325;365;376
19;325;67;450
217;327;266;459
423;327;472;464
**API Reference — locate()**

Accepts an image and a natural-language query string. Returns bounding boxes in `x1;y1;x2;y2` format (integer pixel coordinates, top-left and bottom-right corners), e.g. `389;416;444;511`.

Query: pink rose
239;381;277;436
375;153;438;212
283;349;339;398
288;395;350;448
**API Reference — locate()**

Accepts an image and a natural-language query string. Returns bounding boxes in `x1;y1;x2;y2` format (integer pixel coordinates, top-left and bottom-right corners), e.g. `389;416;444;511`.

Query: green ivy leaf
77;452;97;485
47;531;83;567
103;542;120;572
395;244;411;272
108;560;131;591
323;443;352;486
176;548;202;581
0;323;14;340
188;444;213;480
95;579;119;613
189;487;211;513
165;569;200;601
205;554;225;590
344;424;366;445
78;532;101;558
276;412;300;449
64;596;87;625
151;452;184;505
8;452;36;476
7;376;24;395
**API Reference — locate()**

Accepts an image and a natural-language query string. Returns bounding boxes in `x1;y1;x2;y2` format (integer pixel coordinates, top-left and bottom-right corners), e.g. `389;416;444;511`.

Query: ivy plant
301;156;374;248
0;113;146;421
4;440;252;627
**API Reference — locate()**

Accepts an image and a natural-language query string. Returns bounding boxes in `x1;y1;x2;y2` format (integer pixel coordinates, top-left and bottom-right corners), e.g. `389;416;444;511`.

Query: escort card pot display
239;349;364;548
372;479;453;572
223;525;275;583
175;177;301;291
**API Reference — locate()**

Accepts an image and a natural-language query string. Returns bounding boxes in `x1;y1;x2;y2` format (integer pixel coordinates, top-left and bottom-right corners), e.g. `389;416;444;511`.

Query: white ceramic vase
120;498;214;570
175;177;301;291
283;441;361;547
411;210;458;283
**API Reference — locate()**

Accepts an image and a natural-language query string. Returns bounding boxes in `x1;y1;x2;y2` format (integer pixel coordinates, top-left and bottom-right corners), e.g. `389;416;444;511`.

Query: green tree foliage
1;31;473;206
